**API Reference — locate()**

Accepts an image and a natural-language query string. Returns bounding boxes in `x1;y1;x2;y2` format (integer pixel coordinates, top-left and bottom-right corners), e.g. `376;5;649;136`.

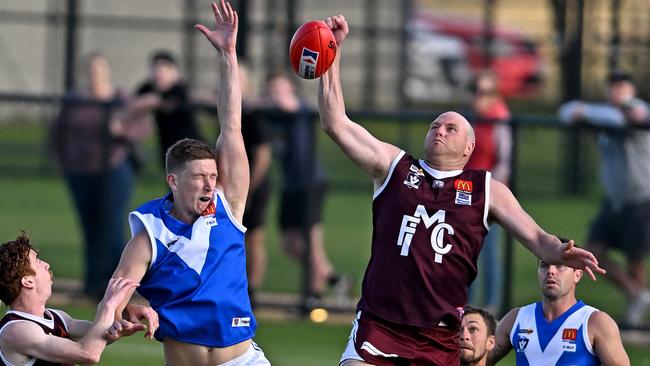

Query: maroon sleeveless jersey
358;151;490;329
0;309;73;366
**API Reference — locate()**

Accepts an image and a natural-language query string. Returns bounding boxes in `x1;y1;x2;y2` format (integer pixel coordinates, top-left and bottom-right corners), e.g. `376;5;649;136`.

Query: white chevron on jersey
129;198;222;275
510;302;597;365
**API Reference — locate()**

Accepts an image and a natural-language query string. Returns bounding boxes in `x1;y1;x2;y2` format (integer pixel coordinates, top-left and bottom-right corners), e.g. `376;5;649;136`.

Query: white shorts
218;341;270;366
339;312;365;365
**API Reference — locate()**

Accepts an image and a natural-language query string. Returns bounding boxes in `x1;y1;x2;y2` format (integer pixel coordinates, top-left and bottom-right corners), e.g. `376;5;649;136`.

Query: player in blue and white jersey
488;258;629;365
109;1;270;365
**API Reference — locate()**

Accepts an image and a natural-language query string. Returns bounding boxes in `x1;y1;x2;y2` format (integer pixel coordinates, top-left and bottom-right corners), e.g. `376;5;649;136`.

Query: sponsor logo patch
432;179;444;189
518;328;534;335
562;328;577;341
201;201;216;216
560;328;578;352
299;47;319;79
231;317;251;327
455;191;472;206
454;179;473;193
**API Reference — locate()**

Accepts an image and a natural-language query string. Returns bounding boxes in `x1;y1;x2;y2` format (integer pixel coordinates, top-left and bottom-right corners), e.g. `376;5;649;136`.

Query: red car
405;10;543;104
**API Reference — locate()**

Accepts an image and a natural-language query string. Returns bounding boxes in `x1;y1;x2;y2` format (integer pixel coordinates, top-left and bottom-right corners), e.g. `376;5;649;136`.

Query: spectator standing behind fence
263;71;347;298
239;62;273;305
135;50;204;168
49;52;151;299
559;70;650;327
465;71;512;313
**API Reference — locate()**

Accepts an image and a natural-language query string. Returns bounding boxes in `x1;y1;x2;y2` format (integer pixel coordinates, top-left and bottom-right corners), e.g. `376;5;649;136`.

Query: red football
289;20;337;79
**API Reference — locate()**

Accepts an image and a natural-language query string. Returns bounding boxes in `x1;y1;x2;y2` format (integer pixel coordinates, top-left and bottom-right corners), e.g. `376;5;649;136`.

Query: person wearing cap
135;50;204;168
559;70;650;327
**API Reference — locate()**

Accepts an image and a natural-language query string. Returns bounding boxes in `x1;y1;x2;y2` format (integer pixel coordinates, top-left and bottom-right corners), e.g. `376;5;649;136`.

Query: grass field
1;119;649;364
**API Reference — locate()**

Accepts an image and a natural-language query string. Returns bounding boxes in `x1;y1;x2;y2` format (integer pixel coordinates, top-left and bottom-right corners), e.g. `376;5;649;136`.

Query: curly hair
0;232;36;306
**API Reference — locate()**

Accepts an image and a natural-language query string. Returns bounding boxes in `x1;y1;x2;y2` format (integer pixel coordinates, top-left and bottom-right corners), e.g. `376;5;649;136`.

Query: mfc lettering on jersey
358;151;490;329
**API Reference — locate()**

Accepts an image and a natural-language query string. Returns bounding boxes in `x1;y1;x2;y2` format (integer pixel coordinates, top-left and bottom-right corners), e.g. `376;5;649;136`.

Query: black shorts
587;199;650;259
279;183;327;229
242;176;272;230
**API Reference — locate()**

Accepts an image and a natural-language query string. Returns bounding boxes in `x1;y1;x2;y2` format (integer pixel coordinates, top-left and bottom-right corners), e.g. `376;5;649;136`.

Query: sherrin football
289;20;337;79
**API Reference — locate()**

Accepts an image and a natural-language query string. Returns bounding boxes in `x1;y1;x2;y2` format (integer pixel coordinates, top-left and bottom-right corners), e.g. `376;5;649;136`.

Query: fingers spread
213;1;224;23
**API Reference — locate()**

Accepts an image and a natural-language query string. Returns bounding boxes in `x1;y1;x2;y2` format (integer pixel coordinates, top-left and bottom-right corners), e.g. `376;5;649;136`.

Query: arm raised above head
196;0;248;222
318;15;400;187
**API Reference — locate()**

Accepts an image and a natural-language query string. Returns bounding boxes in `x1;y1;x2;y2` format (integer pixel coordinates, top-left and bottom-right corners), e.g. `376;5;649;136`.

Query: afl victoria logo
299;47;319;79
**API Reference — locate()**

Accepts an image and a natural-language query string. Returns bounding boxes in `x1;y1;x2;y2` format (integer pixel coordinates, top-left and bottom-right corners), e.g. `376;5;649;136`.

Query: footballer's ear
574;268;583;284
167;173;178;191
486;334;496;351
21;275;35;289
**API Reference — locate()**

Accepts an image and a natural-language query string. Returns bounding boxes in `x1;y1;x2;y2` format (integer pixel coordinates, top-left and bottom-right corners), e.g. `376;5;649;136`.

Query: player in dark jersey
0;232;143;366
318;15;606;366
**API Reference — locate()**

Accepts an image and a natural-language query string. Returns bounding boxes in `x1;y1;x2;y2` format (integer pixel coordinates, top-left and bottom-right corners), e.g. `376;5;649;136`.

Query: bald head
436;111;475;144
424;111;476;170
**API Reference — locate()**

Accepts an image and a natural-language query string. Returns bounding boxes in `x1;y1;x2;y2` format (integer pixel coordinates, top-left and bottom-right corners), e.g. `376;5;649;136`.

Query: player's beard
460;348;487;365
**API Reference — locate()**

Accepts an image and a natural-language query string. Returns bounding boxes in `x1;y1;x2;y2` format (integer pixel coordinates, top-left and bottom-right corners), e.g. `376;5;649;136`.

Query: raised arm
196;0;248;221
489;178;605;280
589;311;630;366
319;15;400;186
0;278;137;365
486;308;517;366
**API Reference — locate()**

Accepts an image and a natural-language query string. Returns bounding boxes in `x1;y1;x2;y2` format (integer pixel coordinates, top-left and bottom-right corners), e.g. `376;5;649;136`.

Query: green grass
1;119;650;364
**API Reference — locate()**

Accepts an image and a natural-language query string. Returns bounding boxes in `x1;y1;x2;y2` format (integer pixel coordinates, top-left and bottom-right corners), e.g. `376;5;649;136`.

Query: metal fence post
63;0;79;92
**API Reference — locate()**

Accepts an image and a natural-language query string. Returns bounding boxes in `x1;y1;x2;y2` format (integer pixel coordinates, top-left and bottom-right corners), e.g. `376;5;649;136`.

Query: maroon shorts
340;311;460;366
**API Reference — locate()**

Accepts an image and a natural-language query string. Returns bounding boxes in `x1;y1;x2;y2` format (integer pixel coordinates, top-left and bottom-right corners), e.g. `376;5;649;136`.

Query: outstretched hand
124;303;159;340
105;319;147;343
323;15;349;46
195;0;238;53
100;277;139;310
558;240;606;280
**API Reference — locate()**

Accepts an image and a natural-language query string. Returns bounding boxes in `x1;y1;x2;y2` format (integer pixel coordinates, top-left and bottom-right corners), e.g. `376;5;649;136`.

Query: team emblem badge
403;164;425;189
517;336;529;353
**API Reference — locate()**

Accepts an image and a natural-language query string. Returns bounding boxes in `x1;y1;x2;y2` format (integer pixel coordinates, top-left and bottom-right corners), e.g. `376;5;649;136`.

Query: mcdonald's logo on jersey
201;201;216;216
562;328;577;341
454;179;473;193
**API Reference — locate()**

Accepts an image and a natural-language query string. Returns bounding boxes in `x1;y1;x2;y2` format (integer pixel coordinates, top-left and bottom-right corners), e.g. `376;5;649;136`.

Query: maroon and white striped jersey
357;151;490;329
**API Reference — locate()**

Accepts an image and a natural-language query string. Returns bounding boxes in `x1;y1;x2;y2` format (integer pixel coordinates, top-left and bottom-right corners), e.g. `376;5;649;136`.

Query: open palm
196;0;238;53
559;240;605;280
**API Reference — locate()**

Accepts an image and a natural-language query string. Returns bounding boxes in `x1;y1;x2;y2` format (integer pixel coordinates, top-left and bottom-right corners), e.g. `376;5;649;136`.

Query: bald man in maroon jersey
318;15;606;366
